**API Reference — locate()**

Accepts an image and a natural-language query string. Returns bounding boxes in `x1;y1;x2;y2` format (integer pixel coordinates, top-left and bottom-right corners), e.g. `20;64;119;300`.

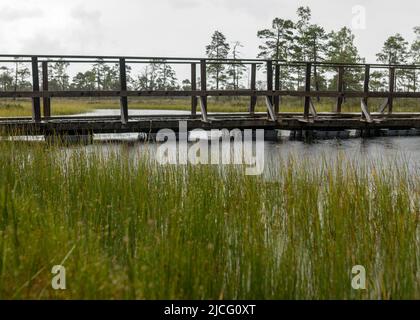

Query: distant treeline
1;6;420;93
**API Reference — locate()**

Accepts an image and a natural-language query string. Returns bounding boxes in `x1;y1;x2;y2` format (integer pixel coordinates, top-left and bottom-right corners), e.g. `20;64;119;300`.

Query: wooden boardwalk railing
1;54;420;135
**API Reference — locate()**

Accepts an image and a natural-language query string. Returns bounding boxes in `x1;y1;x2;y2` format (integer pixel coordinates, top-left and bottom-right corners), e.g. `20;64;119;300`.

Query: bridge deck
1;112;420;135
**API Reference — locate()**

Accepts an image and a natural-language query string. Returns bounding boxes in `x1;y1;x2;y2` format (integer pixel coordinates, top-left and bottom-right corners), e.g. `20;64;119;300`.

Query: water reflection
65;134;420;177
11;109;420;175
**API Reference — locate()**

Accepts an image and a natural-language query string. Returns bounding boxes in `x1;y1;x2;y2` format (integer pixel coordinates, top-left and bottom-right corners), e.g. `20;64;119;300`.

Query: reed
0;141;418;299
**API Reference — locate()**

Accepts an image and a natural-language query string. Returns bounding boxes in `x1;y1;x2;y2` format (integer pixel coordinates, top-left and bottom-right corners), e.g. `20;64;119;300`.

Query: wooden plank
335;66;344;113
274;64;280;114
249;63;257;115
199;96;208;122
3;114;420;135
42;61;51;118
378;98;389;114
119;58;128;124
191;63;197;116
309;98;317;118
304;62;312;118
31;57;41;123
2;89;420;99
265;96;277;121
361;99;373;123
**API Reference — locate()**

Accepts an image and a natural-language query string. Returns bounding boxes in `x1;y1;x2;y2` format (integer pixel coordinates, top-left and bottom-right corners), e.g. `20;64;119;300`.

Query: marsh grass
0;141;418;299
1;97;420;117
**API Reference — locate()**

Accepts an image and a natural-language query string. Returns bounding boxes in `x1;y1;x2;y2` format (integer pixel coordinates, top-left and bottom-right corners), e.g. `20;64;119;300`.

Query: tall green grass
0;141;418;299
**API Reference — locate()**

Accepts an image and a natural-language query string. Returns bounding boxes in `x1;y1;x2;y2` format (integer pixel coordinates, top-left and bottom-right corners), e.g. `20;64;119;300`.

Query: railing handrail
0;54;420;69
0;55;418;123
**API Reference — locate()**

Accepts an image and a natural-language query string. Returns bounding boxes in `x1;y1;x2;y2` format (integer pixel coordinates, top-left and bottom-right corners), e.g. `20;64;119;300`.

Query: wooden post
249;63;257;115
274;64;280;114
304;62;311;118
191;63;197;116
42;61;51;118
363;64;370;111
266;60;273;104
200;59;208;120
119;58;128;124
335;66;344;113
31;57;41;123
388;67;395;114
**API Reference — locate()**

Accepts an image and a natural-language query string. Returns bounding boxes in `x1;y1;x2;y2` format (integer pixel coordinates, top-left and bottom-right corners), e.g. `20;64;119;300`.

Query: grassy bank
1;97;420;117
0;141;418;299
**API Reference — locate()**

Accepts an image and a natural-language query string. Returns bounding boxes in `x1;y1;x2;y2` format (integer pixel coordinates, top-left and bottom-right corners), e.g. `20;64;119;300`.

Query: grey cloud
166;0;287;19
19;34;64;54
0;6;44;21
70;5;102;22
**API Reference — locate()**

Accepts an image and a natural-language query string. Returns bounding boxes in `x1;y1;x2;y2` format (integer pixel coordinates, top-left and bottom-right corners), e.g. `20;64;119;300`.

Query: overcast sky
0;0;418;63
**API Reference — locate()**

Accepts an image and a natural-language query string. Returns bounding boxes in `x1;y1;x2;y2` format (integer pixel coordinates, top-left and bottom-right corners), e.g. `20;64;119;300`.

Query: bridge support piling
42;61;51;118
356;128;379;138
31;57;41;123
362;65;370;119
266;60;273;118
304;62;312;119
274;64;280;114
191;63;197;117
119;58;128;124
263;129;278;141
249;63;257;115
388;67;395;114
335;66;344;113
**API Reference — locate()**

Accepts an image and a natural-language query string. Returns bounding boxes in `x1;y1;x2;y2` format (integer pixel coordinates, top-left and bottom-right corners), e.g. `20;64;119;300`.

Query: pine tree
377;34;409;91
326;27;364;91
409;27;420;91
257;18;295;89
257;18;295;61
13;57;31;92
156;62;177;90
49;59;70;91
291;7;312;89
71;71;96;90
227;41;246;90
0;66;13;91
377;34;409;64
206;31;230;89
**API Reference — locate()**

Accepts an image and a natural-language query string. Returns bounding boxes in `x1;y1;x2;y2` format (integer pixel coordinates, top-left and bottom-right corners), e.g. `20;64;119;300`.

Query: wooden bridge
1;54;420;136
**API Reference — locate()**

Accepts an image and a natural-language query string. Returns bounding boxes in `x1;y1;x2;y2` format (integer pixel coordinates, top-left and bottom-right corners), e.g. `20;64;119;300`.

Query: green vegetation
0;141;418;299
1;97;420;118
